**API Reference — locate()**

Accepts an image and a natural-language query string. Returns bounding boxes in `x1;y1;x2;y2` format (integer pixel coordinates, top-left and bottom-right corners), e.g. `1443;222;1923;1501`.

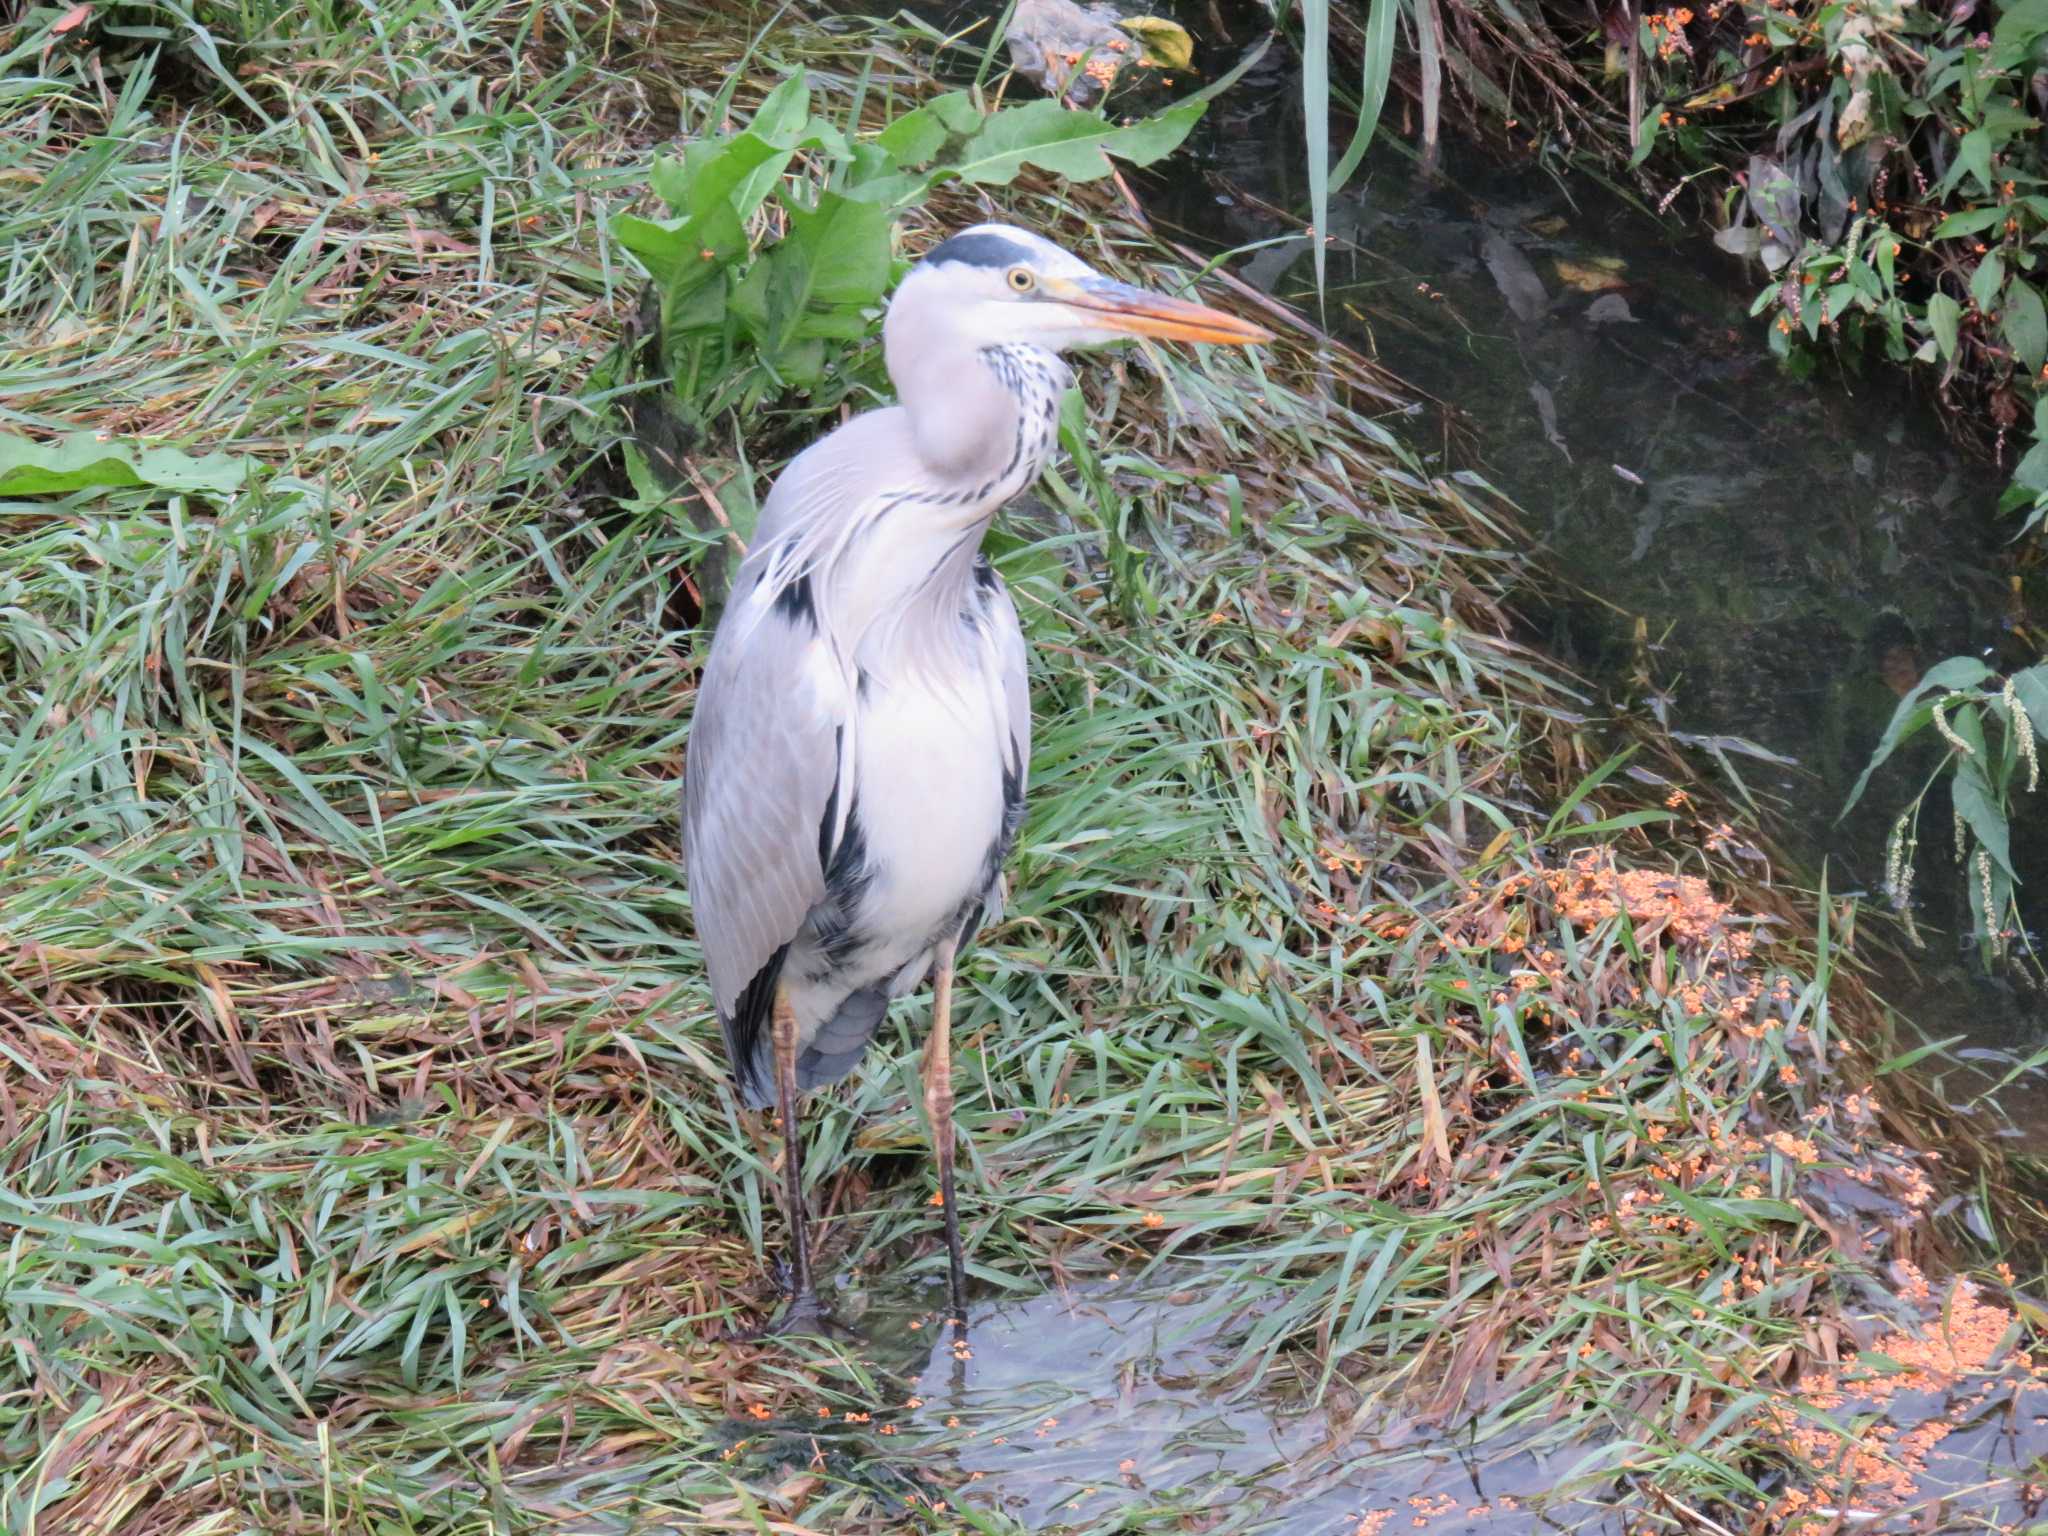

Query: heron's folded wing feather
751;409;913;549
989;576;1031;801
681;573;853;1066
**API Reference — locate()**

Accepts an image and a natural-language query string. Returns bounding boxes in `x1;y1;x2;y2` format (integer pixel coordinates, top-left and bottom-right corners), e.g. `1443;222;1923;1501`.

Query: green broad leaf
790;310;874;342
1927;291;1961;362
749;75;814;149
1933;204;2010;239
668;278;729;332
1630;106;1663;169
1954;756;2018;879
784;191;891;306
2006;278;2048;372
0;431;251;495
845;143;899;185
611;212;688;288
742;192;890;360
1948;127;1995;196
1841;654;1994;817
649;155;690;215
611;202;746;294
1917;654;1996;697
944;97;1204;186
728;258;772;339
2009;663;2048;742
1973;249;2007;312
839;171;929;206
2017;436;2048;493
1996;0;2048;63
652;135;790;223
769;336;827;386
1982;99;2042;136
874;105;948;167
874;91;983;167
715;137;799;225
647;86;846;227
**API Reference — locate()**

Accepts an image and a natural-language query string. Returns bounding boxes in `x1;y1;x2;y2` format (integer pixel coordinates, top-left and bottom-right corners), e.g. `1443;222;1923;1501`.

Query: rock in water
1006;0;1191;105
1007;0;1131;104
1481;230;1549;323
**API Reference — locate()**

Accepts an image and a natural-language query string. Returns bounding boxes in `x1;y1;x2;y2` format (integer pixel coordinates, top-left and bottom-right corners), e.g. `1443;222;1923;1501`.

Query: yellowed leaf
1552;258;1629;293
1118;15;1194;70
1415;1034;1451;1169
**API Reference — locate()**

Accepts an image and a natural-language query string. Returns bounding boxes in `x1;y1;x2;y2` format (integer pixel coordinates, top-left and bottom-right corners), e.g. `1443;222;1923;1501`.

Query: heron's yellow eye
1006;266;1036;293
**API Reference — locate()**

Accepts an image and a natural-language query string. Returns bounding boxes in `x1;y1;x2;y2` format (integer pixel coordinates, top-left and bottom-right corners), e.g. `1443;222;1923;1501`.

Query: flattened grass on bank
0;0;2011;1529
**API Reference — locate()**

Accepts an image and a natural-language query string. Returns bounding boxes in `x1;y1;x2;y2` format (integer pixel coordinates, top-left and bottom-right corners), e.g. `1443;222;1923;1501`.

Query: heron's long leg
923;938;967;1327
771;986;815;1311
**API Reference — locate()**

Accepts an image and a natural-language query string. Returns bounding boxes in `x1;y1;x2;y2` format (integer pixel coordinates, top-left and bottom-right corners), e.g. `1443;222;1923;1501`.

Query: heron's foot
722;1257;851;1344
771;1289;840;1338
724;1290;841;1344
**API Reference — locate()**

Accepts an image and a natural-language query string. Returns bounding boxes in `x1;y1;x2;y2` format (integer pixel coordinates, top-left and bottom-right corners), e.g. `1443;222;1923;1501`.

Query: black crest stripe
924;231;1030;270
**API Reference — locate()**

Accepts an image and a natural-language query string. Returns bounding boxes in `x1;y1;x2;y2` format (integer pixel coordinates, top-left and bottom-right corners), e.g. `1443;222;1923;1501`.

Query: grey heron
681;222;1270;1331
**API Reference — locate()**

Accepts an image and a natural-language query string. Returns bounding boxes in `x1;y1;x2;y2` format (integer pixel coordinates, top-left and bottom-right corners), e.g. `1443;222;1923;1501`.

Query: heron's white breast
848;657;1007;956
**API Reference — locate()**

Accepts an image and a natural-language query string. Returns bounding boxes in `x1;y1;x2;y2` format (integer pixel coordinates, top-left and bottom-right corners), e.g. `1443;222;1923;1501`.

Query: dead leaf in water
1118;16;1194;70
1552;257;1628;293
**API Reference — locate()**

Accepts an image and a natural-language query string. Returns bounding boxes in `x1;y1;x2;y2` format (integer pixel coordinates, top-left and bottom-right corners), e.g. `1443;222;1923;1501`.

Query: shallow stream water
806;3;2048;1527
858;1268;1632;1532
1132;23;2048;1152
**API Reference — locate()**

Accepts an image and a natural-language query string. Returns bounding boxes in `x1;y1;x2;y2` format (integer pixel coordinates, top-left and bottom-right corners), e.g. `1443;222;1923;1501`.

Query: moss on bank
0;0;2032;1529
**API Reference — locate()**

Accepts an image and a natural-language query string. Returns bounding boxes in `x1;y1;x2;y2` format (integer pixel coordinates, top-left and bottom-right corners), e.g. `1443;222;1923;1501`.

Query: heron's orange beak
1050;274;1274;346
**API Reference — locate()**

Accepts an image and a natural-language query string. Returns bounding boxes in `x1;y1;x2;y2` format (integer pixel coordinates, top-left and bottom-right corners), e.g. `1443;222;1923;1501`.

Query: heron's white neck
889;330;1070;484
828;342;1067;664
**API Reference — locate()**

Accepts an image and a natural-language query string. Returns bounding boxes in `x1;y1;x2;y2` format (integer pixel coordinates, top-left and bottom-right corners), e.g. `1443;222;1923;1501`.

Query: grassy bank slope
0;0;1998;1530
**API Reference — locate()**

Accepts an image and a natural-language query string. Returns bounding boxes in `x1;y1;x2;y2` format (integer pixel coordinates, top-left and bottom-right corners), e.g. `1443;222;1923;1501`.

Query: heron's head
888;223;1274;355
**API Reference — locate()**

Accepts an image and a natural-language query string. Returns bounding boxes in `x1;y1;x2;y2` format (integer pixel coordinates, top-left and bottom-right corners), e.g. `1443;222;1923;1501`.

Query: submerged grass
0;0;2023;1530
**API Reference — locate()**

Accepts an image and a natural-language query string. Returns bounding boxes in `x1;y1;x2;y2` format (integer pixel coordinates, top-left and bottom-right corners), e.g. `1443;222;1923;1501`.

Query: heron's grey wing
751;410;912;549
991;574;1031;805
968;564;1031;933
681;566;854;1099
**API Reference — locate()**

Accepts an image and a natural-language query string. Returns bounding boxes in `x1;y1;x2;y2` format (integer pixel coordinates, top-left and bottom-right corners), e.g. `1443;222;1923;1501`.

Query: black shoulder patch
817;728;845;875
825;799;870;894
773;573;816;630
810;798;875;963
972;556;1001;593
925;230;1030;270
